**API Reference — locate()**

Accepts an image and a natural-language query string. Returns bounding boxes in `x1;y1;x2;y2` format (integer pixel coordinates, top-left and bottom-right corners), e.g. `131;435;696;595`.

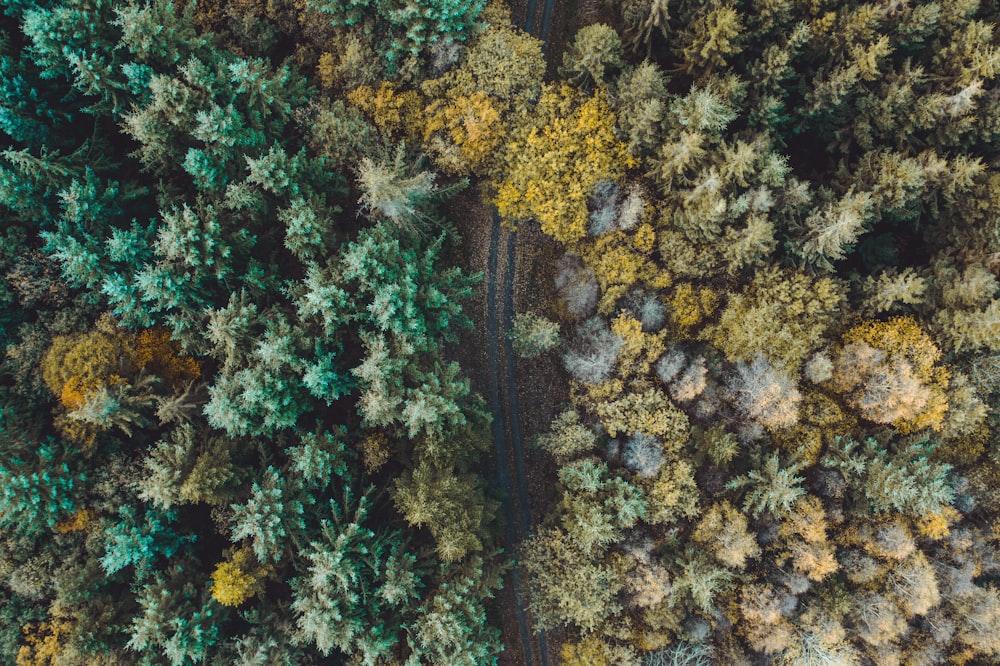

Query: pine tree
392;462;491;562
291;489;419;661
139;424;240;509
405;554;504;666
128;564;224;666
308;0;485;76
229;467;305;563
822;436;953;516
557;459;646;554
0;437;80;538
357;147;451;233
99;505;193;578
726;454;806;518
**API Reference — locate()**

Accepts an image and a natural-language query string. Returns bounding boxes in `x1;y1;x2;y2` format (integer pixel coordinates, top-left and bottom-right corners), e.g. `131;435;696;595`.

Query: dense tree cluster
7;0;1000;663
0;0;503;663
507;1;1000;664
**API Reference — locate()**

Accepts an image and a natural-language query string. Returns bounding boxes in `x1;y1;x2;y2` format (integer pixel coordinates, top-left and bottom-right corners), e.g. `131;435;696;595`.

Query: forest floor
440;0;589;662
445;180;567;665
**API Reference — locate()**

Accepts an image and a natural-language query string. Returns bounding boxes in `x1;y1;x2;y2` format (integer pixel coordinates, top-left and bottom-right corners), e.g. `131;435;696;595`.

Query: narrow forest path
486;217;549;666
482;1;563;665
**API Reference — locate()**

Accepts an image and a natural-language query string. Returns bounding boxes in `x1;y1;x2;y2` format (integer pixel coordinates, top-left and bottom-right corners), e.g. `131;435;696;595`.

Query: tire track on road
485;2;556;664
487;215;537;666
501;230;550;666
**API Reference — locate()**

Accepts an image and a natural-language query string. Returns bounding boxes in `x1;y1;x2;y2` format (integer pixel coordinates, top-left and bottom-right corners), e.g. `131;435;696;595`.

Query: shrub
509;312;560;357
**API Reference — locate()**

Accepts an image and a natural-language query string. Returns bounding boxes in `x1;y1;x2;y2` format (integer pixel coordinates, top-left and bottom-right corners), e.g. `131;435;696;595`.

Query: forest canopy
2;0;1000;664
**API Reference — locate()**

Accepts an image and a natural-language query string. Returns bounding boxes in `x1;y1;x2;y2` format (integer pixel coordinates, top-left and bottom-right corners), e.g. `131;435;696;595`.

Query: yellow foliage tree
422;91;504;175
347;82;424;143
830;317;950;432
693;500;761;569
211;547;271;607
917;506;959;540
42;330;135;408
610;314;667;378
577;231;669;314
134;327;201;389
777;496;838;582
494;85;633;244
592;386;688;443
43;326;199;409
561;634;638;666
643;460;699;525
54;508;92;534
17;619;74;666
668;282;719;334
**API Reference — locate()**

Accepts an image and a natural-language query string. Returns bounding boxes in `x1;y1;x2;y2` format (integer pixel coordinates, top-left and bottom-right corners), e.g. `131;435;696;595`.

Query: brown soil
443;189;569;666
434;0;597;661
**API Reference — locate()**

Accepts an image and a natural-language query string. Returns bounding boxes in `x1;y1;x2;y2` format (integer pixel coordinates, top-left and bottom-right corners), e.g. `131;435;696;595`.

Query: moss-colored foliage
140;424;241;509
521;527;626;631
392;461;494;562
561;635;639;666
592;386;688;443
535;409;597;462
560;24;624;89
509;311;561;358
705;267;846;371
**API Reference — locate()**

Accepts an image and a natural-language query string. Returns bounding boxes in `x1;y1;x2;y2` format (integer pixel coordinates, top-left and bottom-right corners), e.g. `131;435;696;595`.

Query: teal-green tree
290;489;423;661
308;0;486;75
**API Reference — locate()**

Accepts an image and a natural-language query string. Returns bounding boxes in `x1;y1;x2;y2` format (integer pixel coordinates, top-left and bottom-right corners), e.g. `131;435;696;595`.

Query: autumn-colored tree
211;547;271;607
830;317;949;432
495;85;633;244
692;501;760;569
